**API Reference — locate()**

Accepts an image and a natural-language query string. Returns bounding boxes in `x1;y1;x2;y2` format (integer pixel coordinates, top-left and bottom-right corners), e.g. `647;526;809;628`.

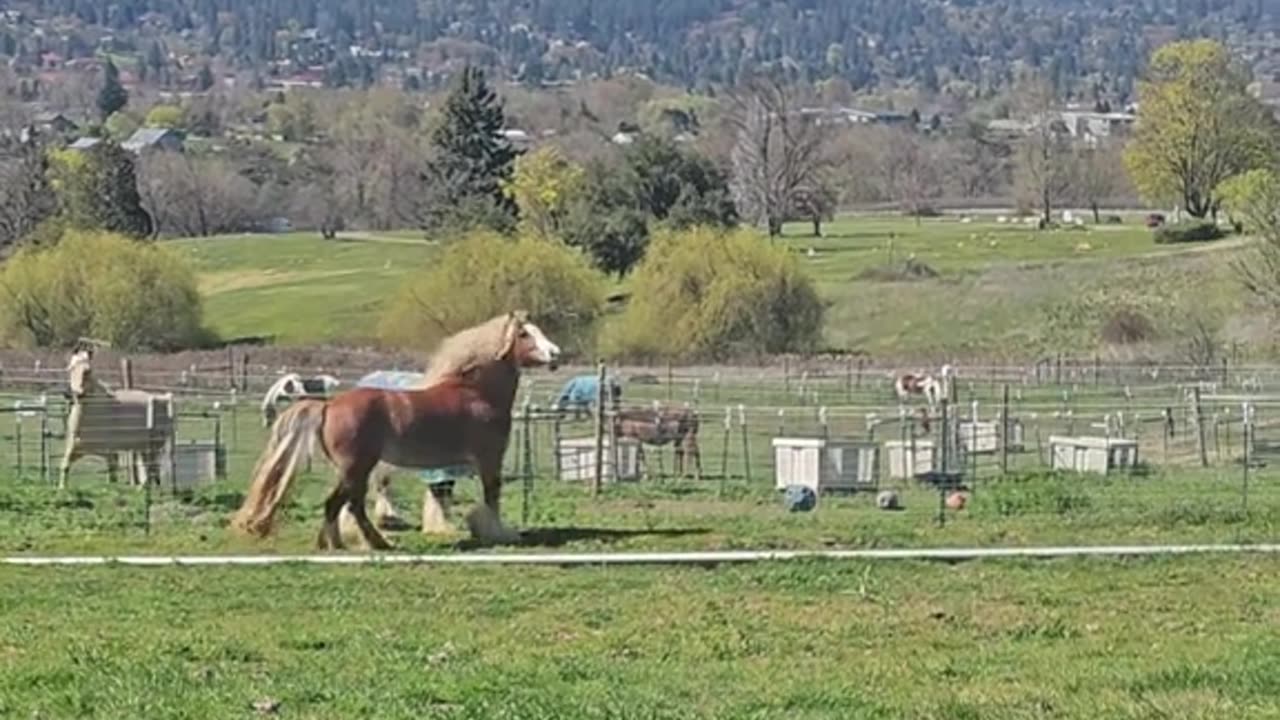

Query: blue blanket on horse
555;374;620;412
356;370;470;486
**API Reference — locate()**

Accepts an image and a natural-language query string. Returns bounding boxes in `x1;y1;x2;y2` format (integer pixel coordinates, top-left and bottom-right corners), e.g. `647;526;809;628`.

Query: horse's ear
495;313;522;360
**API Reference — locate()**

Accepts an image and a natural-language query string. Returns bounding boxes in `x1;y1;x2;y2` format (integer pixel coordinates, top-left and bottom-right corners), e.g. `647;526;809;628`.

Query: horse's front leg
466;456;521;545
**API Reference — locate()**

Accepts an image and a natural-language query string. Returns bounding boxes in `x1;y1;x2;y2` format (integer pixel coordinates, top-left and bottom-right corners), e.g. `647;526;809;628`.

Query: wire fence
2;355;1280;550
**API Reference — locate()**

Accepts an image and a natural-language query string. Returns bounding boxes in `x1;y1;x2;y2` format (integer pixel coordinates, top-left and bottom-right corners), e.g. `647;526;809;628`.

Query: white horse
260;372;341;427
893;364;953;409
60;349;174;489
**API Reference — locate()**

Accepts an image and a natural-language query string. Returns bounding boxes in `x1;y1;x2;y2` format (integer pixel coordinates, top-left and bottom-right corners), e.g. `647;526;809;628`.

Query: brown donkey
231;311;561;550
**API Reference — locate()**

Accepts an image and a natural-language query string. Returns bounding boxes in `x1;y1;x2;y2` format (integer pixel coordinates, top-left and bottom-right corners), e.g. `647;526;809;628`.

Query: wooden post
120;358;137;487
719;407;731;495
845;356;853;401
239;353;250;391
665;360;673;403
120;358;134;389
1000;384;1010;475
552;414;563;484
592;362;606;496
1242;402;1252;515
227;347;236;389
738;404;751;484
1194;386;1209;468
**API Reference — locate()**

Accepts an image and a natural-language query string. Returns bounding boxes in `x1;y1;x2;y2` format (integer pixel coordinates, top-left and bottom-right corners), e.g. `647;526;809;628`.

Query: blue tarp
356;370;469;485
555;374;621;411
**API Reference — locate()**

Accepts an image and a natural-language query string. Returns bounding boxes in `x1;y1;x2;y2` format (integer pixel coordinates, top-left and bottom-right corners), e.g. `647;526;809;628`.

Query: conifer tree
421;65;520;230
97;59;129;120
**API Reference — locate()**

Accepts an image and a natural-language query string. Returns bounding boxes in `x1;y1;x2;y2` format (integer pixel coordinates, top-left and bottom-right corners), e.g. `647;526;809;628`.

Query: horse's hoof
376;516;413;532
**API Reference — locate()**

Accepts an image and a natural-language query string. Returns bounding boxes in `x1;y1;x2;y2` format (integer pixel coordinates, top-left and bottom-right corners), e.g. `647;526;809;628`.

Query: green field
2;555;1279;718
6;216;1273;718
170;216;1255;358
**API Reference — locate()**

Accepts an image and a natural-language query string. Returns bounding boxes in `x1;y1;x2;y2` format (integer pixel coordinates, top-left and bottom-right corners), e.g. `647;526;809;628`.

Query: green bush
0;231;207;350
379;230;607;355
603;226;825;360
1153;220;1226;244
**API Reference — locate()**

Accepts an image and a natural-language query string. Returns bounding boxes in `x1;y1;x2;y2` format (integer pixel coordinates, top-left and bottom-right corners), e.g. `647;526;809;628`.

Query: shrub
0;231;206;350
1153;220;1225;244
379;230;607;355
603;226;825;361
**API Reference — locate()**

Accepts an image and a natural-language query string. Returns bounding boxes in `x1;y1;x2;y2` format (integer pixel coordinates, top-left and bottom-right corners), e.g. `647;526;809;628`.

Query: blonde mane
421;311;526;388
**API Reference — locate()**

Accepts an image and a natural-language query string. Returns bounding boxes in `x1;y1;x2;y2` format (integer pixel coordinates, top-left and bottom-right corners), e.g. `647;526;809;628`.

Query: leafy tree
379;229;606;353
96;59;129;120
104;111;140;141
144;104;185;129
50;142;154;239
604;226;825;360
421;65;521;231
622;134;736;228
502;146;584;240
1124;39;1279;218
0;230;206;350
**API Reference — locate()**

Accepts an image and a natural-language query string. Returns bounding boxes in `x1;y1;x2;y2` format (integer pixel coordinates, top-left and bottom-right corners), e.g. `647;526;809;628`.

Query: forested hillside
4;0;1277;99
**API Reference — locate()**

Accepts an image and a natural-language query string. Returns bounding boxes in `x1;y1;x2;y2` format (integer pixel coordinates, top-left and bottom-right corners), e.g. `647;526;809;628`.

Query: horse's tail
233;398;327;538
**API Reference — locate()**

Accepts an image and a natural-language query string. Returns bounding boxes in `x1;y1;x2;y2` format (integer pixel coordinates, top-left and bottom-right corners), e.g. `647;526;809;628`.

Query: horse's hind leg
337;464;393;551
371;466;410;531
421;481;457;536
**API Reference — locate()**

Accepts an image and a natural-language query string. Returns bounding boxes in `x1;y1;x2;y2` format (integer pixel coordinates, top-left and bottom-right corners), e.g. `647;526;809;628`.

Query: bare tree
1069;140;1129;223
1013;75;1073;226
728;73;828;237
0;136;56;251
138;153;259;237
875;127;944;223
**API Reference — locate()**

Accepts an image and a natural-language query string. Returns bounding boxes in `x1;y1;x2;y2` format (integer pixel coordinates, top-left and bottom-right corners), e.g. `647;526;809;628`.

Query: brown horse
231;311;561;550
614;404;702;479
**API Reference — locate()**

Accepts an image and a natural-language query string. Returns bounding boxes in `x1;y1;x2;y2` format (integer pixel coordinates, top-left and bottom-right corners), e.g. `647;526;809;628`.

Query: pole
592;362;606;497
522;401;533;526
1241;402;1252;517
1000;384;1010;475
739;404;751;484
1194;386;1209;468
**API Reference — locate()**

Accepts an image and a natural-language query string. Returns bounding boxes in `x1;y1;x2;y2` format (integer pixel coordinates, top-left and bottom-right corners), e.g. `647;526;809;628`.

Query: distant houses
66;127;185;154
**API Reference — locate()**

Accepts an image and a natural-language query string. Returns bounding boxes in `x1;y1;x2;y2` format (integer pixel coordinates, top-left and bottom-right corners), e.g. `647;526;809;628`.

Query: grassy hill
171;215;1256;361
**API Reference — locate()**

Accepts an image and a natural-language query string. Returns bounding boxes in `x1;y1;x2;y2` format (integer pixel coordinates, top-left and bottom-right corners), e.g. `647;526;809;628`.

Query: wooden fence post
592;361;606;496
1194;386;1209;468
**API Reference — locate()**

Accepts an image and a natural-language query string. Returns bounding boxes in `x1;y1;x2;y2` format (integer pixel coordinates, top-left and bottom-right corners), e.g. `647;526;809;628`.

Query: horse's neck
466;362;520;408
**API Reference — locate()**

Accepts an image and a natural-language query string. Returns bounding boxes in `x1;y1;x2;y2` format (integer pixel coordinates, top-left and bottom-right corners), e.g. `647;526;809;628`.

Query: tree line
3;0;1272;101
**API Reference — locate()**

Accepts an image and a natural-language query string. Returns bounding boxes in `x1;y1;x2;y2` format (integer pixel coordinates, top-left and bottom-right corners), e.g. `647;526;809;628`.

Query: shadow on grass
455;526;711;551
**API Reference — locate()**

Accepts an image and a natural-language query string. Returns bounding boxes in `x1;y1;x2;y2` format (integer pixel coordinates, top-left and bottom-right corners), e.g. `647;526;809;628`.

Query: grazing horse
614;404;702;479
260;372;341;427
232;311;561;550
60;349;175;489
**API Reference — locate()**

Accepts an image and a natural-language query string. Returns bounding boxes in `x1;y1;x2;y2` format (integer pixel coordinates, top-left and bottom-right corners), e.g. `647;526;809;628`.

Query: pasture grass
1;555;1279;718
166;216;1256;357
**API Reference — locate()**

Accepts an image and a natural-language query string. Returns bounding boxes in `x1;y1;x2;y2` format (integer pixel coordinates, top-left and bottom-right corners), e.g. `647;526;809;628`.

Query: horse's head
500;311;561;371
66;349;96;400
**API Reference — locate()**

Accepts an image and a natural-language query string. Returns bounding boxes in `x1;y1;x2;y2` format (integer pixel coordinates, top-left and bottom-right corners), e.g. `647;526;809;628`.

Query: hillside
3;0;1277;100
173;216;1257;363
